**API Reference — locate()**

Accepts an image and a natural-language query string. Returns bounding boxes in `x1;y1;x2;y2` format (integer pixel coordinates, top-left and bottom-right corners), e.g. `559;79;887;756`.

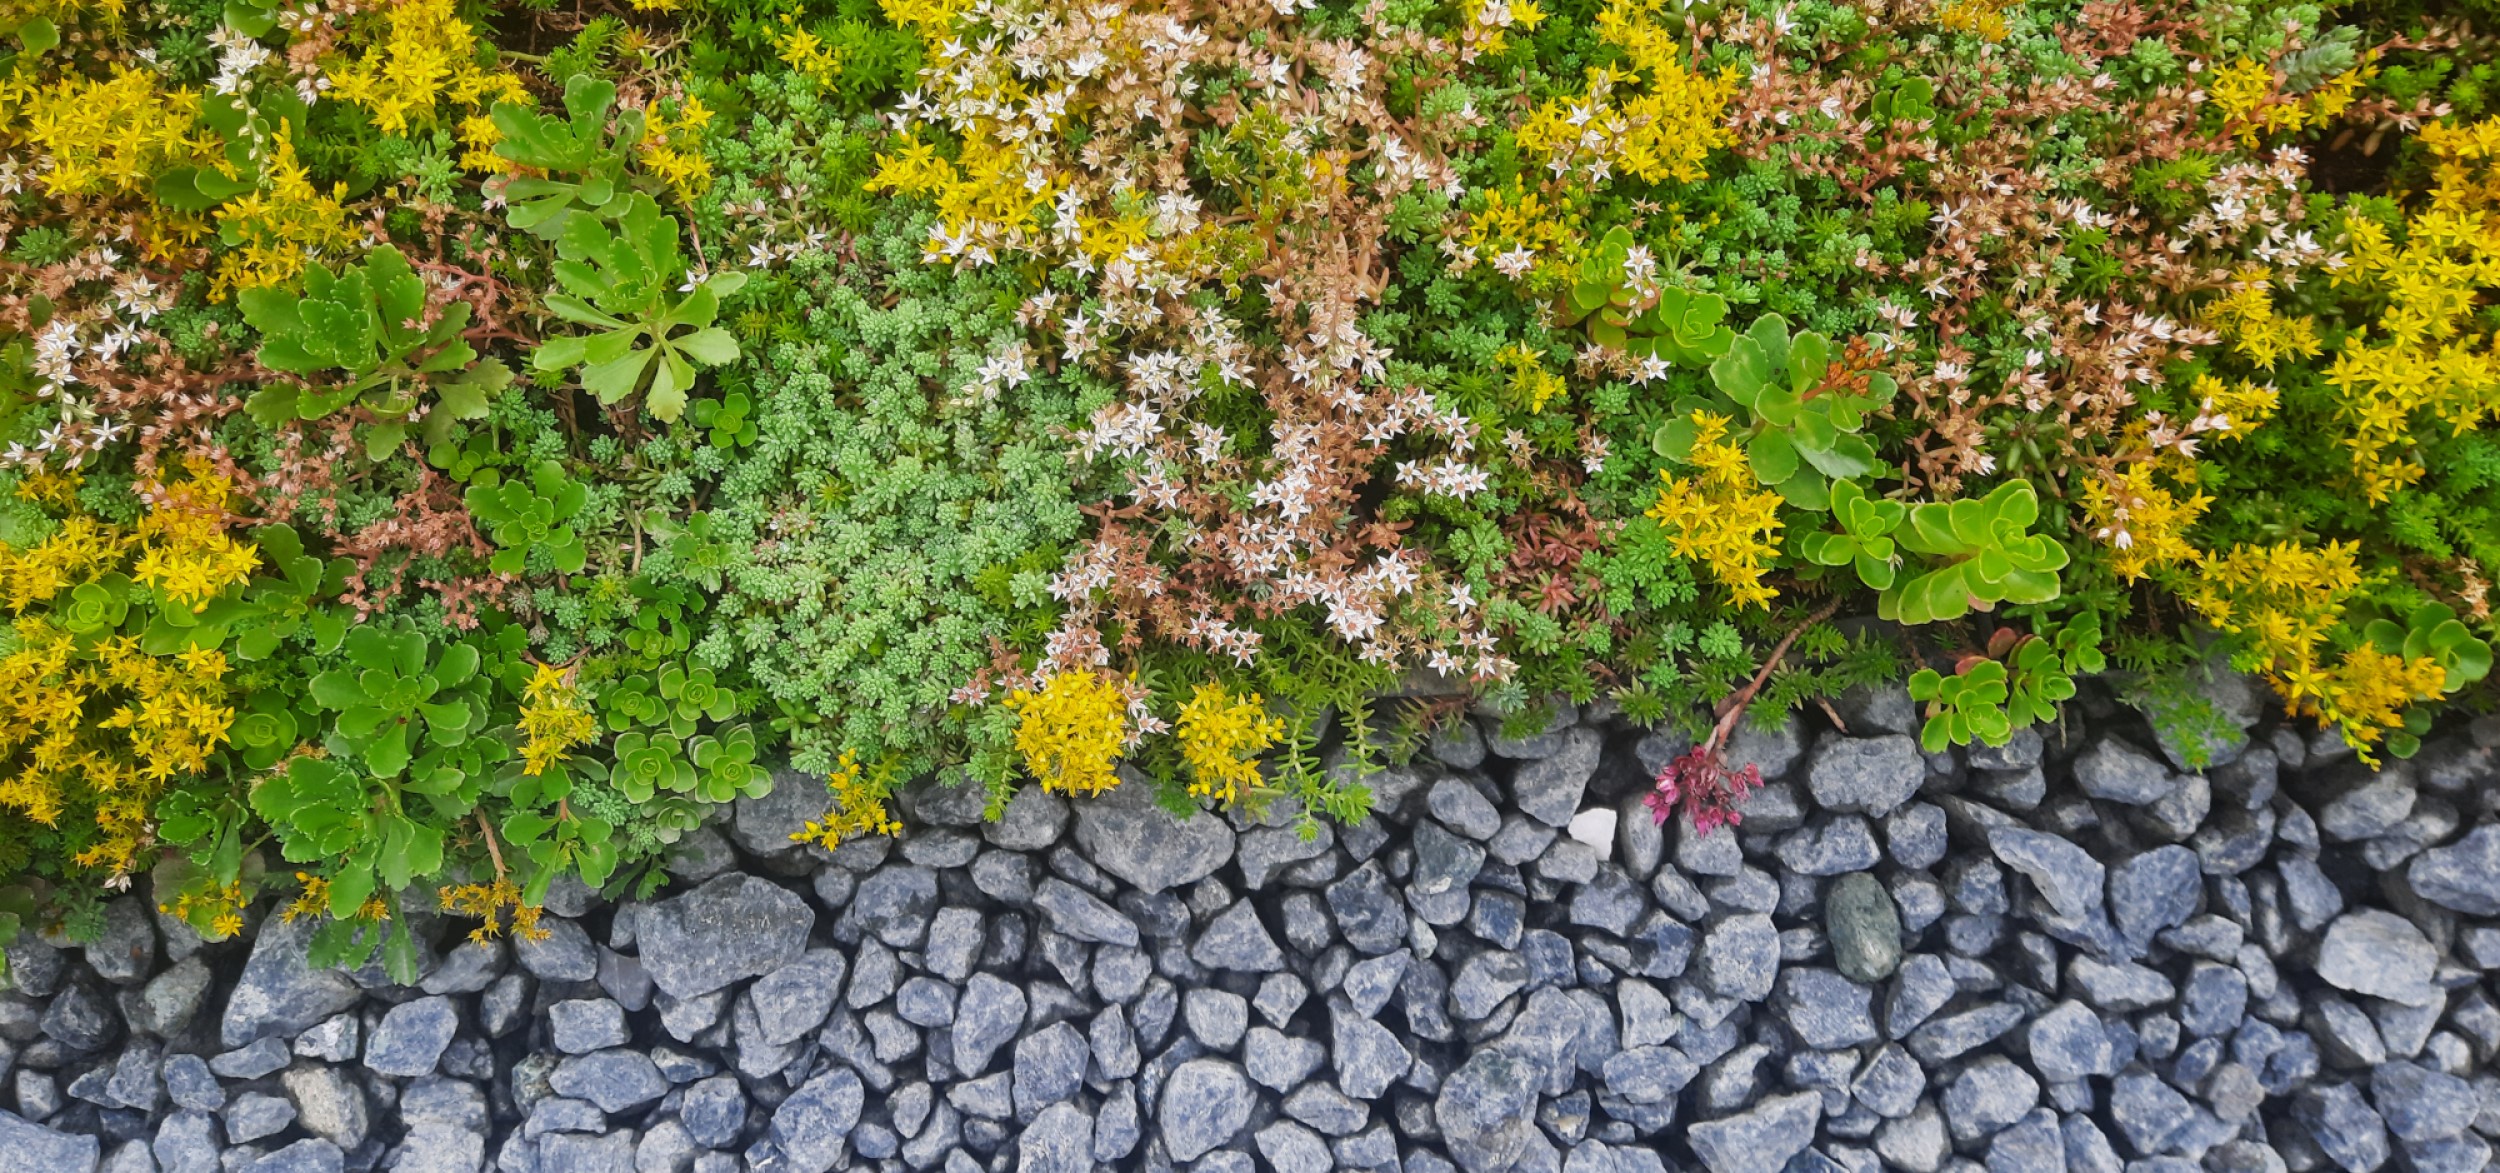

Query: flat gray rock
1159;1059;1254;1162
1073;769;1235;894
0;1110;98;1173
1687;1090;1821;1173
2316;909;2440;1006
2409;825;2500;915
632;874;815;999
219;917;361;1049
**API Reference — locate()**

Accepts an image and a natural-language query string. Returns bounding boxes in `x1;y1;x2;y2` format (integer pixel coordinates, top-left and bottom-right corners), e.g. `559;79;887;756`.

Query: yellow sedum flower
212;135;359;297
1004;671;1127;797
2320;118;2500;504
517;664;598;777
1173;684;1283;806
1647;411;1783;609
2183;541;2448;758
325;0;530;137
2082;463;2209;583
792;750;904;849
1518;0;1736;187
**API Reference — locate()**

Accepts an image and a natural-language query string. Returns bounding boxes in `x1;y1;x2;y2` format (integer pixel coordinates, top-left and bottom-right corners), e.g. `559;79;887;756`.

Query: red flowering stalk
1649;598;1840;835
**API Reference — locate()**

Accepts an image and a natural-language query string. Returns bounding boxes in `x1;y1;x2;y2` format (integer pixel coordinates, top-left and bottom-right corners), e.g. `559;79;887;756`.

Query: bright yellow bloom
2204;266;2320;370
1647;411;1783;609
212;135;359;297
7;66;217;199
791;750;904;848
2183;541;2447;757
1004;671;1128;797
1174;685;1283;806
325;0;530;136
439;879;551;944
1517;2;1736;187
2082;463;2209;582
517;664;598;777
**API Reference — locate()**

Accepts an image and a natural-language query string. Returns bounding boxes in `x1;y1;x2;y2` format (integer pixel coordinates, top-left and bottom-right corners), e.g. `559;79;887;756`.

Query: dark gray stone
845;865;939;948
1807;734;1925;817
1826;872;1902;982
1073;769;1235;893
218;918;361;1049
1018;1101;1093;1173
1032;878;1139;948
1698;914;1779;1002
1987;827;2106;925
1332;1004;1411;1100
632;875;815;999
1436;1050;1539;1173
2370;1061;2476;1143
1512;727;1603;826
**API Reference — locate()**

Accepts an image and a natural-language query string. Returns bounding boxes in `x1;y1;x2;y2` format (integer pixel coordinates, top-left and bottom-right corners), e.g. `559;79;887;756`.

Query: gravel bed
3;677;2499;1173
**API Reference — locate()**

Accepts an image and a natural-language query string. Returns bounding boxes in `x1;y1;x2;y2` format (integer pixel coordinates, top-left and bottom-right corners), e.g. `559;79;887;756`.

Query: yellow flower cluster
2322;119;2500;503
325;0;530;137
2190;373;2280;436
213;135;359;296
1173;685;1283;806
640;97;716;206
160;876;246;939
517;664;598;777
2184;541;2446;755
2082;463;2210;582
1934;0;2015;41
1647;411;1783;609
132;466;260;612
2;65;216;199
1496;344;1569;414
2209;58;2367;146
438;877;551;944
1517;0;1736;186
0;464;254;879
1465;186;1581;283
791;749;903;848
778;19;844;89
0;626;235;876
2203;266;2320;370
1005;671;1127;797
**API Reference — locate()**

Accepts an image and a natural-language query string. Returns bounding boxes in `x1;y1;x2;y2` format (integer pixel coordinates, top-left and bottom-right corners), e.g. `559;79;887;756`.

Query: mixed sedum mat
0;0;2495;972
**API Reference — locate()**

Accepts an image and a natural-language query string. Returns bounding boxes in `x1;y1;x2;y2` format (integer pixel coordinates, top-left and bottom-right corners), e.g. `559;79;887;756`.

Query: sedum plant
533;193;745;423
1654;314;1898;513
242;246;506;460
490;75;648;240
1877;481;2070;626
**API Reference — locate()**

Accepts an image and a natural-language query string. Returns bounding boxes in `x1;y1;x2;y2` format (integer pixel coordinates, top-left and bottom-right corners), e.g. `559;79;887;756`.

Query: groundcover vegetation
0;0;2493;974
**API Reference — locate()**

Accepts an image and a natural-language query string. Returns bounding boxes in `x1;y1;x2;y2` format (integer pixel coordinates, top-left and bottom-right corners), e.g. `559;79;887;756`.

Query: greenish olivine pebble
1827;871;1903;983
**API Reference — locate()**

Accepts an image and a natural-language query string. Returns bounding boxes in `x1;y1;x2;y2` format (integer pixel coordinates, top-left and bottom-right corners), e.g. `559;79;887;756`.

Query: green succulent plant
689;390;757;448
1876;480;2069;625
1909;658;2010;752
1555;226;1734;366
1652;312;1897;512
241;246;507;460
249;752;443;980
533;193;746;422
491;75;649;240
2365;602;2493;694
305;619;491;782
464;460;591;575
1799;480;1908;590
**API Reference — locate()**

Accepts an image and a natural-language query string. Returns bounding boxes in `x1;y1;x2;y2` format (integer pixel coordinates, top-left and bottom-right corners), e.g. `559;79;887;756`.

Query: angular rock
1160;1059;1255;1162
2409;825;2500;916
364;996;457;1077
2315;909;2440;1007
632;875;814;999
1687;1090;1822;1173
772;1068;864;1173
1807;734;1925;817
1512;727;1603;827
219;917;361;1049
1074;769;1235;894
